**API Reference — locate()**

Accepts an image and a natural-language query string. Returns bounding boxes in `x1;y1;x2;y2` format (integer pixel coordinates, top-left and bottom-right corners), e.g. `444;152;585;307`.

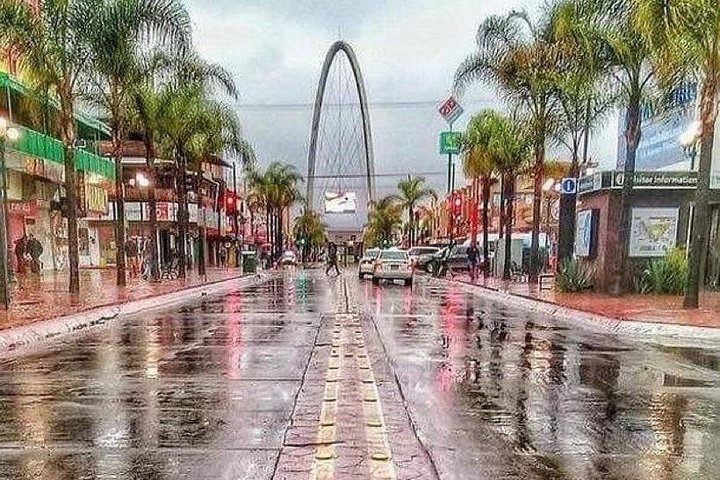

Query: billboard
617;83;697;171
324;191;357;214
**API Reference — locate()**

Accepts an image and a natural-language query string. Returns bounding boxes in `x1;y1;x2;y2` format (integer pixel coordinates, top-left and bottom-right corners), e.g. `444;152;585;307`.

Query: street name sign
439;131;462;155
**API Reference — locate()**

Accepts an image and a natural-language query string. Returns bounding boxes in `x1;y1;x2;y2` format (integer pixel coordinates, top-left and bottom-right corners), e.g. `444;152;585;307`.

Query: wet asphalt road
0;270;720;479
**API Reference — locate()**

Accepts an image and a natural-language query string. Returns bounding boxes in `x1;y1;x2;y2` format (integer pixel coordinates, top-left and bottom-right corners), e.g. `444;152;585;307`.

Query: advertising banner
324;191;357;214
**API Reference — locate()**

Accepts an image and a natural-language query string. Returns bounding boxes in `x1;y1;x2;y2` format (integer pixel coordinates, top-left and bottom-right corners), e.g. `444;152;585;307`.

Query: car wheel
358;272;364;279
372;277;379;285
405;278;413;287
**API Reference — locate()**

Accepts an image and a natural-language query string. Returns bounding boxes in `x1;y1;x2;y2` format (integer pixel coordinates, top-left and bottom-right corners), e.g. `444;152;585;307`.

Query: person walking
125;237;139;278
14;234;27;274
467;241;480;283
325;241;340;276
26;234;43;274
219;244;228;269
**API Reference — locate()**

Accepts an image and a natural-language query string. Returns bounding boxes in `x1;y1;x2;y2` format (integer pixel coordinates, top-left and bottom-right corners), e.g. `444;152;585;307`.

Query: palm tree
549;1;617;263
131;51;241;280
456;9;561;284
186;99;245;276
86;0;190;287
394;176;436;247
293;208;326;262
473;110;531;279
563;0;655;293
462;110;500;276
155;77;239;277
247;163;303;262
132;84;164;280
364;196;402;248
0;0;103;293
635;0;720;308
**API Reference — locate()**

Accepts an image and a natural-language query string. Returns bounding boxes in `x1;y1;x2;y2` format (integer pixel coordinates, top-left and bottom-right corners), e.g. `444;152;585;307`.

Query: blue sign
561;177;577;195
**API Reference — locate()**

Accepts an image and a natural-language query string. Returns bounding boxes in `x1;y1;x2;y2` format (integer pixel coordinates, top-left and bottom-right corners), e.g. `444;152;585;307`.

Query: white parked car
358;248;381;279
280;250;297;266
372;249;413;286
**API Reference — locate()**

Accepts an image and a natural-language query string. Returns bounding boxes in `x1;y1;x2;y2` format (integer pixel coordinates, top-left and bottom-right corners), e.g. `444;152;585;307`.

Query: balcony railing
10;125;116;180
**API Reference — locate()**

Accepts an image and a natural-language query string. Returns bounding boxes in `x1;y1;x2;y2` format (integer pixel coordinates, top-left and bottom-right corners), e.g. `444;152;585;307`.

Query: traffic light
225;192;237;214
184;172;197;193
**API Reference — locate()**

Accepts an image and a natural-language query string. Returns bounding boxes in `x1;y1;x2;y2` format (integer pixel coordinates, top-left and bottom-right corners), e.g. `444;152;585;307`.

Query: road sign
438;96;464;125
439;131;461;155
560;177;578;195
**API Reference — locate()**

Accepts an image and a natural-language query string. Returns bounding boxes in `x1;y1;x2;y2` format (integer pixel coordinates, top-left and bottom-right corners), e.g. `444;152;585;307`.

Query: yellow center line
311;313;348;479
354;326;397;479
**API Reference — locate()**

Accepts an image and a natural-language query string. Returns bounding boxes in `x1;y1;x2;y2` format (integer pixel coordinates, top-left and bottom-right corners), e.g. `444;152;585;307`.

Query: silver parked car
372;249;413;286
358;248;381;279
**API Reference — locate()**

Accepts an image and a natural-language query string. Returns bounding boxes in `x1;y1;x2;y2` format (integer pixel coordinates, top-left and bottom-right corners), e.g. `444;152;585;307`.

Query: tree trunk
499;176;505;239
557;155;580;265
408;206;414;247
112;126;127;287
529;139;545;284
470;177;479;246
266;208;272;261
59;94;80;294
503;174;515;281
684;78;717;309
145;138;159;281
612;96;642;295
64;144;80;294
176;147;188;279
196;161;206;277
482;178;490;277
275;208;283;261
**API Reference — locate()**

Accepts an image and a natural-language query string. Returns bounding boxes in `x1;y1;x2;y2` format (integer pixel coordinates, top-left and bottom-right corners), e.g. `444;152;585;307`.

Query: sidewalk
1;268;246;331
452;273;720;328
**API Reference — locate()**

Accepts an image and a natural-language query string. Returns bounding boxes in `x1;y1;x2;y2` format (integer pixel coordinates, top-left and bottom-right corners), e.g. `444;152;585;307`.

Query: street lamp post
0;118;20;310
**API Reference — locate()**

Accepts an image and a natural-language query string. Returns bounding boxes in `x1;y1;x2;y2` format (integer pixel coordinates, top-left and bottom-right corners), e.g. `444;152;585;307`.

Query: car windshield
379;251;408;261
365;249;380;259
408;247;438;256
451;246;468;255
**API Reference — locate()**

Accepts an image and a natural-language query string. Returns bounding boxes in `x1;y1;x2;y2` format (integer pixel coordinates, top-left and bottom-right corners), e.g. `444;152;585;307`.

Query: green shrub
556;258;596;293
639;248;688;295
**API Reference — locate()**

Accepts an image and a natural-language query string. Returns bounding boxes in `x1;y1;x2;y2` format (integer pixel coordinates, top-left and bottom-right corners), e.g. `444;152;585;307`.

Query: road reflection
0;276;322;479
359;276;720;479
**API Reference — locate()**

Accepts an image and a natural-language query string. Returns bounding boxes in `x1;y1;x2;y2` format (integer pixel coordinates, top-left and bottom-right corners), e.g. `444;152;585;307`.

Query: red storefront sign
8;201;39;217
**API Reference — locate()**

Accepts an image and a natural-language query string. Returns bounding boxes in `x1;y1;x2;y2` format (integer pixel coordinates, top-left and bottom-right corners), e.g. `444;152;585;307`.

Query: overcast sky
184;0;619;195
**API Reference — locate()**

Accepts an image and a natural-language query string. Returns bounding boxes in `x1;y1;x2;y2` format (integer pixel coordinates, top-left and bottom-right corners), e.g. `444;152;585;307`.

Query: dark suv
422;246;470;274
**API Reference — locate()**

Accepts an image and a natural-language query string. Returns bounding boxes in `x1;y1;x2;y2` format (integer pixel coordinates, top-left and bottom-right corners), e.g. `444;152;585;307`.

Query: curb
440;278;720;343
0;273;268;356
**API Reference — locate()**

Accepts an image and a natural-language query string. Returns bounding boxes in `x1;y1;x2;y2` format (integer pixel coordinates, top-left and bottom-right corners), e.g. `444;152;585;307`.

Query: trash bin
242;251;257;274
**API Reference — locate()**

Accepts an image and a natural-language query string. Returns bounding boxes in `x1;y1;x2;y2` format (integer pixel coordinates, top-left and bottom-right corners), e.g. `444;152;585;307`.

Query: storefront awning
11;125;116;180
0;72;111;136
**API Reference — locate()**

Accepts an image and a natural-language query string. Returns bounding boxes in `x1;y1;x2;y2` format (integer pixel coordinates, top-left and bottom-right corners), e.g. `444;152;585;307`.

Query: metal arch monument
306;41;376;213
